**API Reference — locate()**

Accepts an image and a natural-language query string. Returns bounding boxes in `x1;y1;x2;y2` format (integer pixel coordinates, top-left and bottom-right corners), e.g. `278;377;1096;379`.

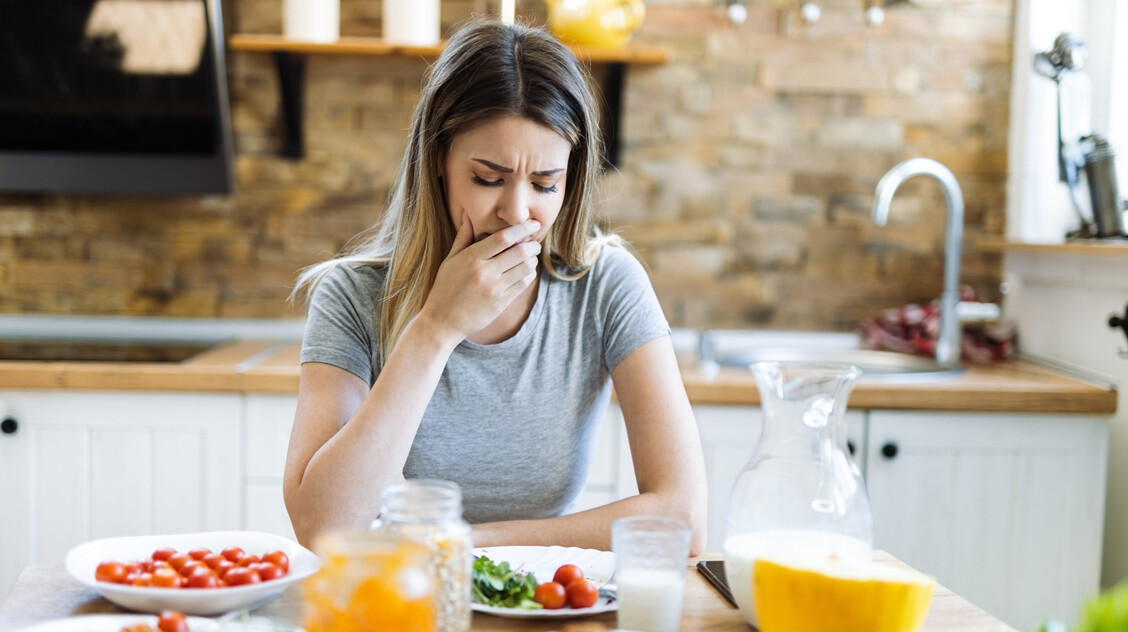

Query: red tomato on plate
262;550;289;573
553;564;584;587
95;561;126;584
534;581;567;609
565;578;598;608
157;610;189;632
223;567;262;586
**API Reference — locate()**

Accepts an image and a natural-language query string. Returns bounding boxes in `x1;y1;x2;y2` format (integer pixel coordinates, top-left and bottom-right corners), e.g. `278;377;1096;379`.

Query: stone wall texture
0;0;1012;329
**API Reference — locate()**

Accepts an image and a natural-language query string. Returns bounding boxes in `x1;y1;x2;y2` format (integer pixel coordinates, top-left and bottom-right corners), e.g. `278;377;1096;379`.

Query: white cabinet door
867;411;1108;632
243;394;299;539
0;390;242;594
692;405;866;553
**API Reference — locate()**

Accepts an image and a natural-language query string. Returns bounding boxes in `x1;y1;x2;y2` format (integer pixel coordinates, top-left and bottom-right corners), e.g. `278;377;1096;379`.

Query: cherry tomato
122;624;153;632
214;560;236;576
187;548;211;561
237;554;261;568
254;562;286;582
122;561;143;577
151;548;177;562
262;550;289;573
186;567;220;589
130;573;153;587
221;547;245;563
552;564;584;587
151;568;183;588
202;553;226;570
565;578;599;609
157;610;189;632
138;559;155;573
533;581;567;609
179;560;206;578
166;553;191;573
96;561;127;584
223;567;262;586
150;561;174;573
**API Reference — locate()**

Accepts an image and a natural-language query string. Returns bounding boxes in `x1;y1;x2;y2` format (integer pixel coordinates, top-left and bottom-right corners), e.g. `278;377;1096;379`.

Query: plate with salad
471;546;617;619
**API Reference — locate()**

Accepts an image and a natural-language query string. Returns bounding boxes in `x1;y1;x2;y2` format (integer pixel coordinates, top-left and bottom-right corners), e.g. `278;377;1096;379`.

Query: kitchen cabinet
243;394;299;541
867;411;1107;632
0;390;242;594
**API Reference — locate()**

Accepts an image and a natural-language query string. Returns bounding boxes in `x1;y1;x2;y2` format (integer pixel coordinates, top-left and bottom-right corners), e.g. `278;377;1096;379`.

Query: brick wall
0;0;1011;329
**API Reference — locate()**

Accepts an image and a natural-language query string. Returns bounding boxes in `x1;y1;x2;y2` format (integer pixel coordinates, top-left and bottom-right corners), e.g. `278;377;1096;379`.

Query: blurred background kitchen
0;0;1019;323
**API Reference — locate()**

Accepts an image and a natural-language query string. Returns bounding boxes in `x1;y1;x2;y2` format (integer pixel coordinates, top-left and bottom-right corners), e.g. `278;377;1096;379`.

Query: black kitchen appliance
0;0;235;195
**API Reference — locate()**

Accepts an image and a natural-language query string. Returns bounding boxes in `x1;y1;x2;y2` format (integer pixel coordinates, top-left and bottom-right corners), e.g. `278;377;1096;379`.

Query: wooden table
0;552;1015;631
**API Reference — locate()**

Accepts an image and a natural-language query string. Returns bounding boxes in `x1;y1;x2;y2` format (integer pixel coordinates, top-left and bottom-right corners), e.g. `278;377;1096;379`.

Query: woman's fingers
496;241;541;283
447;214;475;259
470;219;540;260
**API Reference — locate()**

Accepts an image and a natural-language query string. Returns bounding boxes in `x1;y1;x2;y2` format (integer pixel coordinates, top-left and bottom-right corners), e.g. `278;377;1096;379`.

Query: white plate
65;531;321;616
15;614;290;632
471;546;617;619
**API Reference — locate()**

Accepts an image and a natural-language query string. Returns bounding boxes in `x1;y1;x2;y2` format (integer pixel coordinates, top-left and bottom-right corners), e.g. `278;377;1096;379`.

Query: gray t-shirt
300;244;670;523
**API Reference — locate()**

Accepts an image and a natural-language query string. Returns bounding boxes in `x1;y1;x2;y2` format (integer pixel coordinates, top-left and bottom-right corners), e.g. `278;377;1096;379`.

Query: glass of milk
611;516;691;632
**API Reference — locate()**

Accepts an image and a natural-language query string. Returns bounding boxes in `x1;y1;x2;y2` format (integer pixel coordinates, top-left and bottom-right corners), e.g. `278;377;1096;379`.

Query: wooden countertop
0;342;1116;414
0;552;1016;631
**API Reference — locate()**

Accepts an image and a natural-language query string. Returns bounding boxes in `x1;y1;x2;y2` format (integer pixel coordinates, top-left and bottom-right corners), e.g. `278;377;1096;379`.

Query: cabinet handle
881;442;898;459
847;440;856;456
1;417;17;435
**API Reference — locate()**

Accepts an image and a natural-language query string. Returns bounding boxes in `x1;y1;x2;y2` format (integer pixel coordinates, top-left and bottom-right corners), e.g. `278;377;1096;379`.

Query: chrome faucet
872;158;964;367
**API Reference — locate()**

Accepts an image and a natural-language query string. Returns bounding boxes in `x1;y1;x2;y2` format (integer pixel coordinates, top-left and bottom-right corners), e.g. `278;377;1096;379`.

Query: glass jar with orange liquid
372;480;472;632
304;530;436;632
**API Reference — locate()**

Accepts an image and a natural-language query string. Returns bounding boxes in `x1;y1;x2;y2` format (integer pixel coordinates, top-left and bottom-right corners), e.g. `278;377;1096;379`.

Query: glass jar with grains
373;479;472;632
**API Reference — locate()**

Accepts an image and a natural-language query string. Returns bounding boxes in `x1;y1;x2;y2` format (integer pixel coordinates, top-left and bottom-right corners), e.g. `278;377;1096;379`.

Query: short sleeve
595;245;672;372
300;263;382;385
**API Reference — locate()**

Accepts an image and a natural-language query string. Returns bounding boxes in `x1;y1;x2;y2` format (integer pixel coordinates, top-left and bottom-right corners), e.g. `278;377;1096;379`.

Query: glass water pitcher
723;362;874;626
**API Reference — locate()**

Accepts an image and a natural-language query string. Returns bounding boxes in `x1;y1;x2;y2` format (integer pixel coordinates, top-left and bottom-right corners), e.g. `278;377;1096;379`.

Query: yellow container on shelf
546;0;646;49
304;530;436;632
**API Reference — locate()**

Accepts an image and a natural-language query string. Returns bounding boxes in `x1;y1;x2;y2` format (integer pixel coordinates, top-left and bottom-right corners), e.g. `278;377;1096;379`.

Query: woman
284;19;707;554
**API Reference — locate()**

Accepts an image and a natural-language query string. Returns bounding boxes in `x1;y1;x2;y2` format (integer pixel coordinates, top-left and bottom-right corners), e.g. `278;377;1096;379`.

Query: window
1006;0;1127;242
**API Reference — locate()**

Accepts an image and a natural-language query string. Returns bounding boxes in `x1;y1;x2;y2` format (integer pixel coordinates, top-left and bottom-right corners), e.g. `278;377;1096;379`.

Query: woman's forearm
286;314;461;545
472;483;708;555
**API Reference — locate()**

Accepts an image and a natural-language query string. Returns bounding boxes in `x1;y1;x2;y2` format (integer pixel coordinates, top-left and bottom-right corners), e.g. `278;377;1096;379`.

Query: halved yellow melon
754;553;935;632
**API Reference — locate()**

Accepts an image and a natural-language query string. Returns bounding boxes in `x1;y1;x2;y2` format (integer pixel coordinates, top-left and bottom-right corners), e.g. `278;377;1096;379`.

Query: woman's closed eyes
472;173;559;194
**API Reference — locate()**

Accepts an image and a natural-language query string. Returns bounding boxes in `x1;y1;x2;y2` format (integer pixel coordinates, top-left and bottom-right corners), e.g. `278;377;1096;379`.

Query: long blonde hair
293;19;615;361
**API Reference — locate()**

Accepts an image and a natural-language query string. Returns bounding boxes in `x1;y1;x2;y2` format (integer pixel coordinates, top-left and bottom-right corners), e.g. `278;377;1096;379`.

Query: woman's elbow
660;484;708;557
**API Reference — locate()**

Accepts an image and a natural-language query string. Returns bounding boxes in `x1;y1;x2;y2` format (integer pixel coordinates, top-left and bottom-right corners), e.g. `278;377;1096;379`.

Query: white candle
500;0;515;24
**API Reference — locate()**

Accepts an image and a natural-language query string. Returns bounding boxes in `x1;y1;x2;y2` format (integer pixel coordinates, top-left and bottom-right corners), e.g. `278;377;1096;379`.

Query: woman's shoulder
312;259;389;305
587;240;648;283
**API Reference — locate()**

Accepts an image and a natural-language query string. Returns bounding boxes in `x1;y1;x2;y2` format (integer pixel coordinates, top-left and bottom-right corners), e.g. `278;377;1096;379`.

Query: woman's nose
496;184;531;225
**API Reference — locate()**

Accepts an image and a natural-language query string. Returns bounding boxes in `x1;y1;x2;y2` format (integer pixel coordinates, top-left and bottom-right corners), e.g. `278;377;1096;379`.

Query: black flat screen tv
0;0;235;195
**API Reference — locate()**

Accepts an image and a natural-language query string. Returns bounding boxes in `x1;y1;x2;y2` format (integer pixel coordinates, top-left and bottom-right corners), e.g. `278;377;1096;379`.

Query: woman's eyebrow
472;158;565;176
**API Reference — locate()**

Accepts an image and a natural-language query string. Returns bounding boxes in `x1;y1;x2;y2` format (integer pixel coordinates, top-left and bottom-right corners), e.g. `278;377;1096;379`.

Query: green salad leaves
471;555;542;610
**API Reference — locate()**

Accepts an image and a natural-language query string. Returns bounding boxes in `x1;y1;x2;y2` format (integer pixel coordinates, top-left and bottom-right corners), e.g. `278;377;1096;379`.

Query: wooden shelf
226;34;670;162
973;236;1128;257
227;34;671;65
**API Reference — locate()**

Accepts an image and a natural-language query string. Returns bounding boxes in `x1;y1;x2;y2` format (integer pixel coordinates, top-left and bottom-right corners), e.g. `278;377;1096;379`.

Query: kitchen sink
716;346;964;382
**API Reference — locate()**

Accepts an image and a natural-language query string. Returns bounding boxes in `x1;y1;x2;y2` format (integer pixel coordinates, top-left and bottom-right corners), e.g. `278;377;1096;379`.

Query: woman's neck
465;274;541;345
